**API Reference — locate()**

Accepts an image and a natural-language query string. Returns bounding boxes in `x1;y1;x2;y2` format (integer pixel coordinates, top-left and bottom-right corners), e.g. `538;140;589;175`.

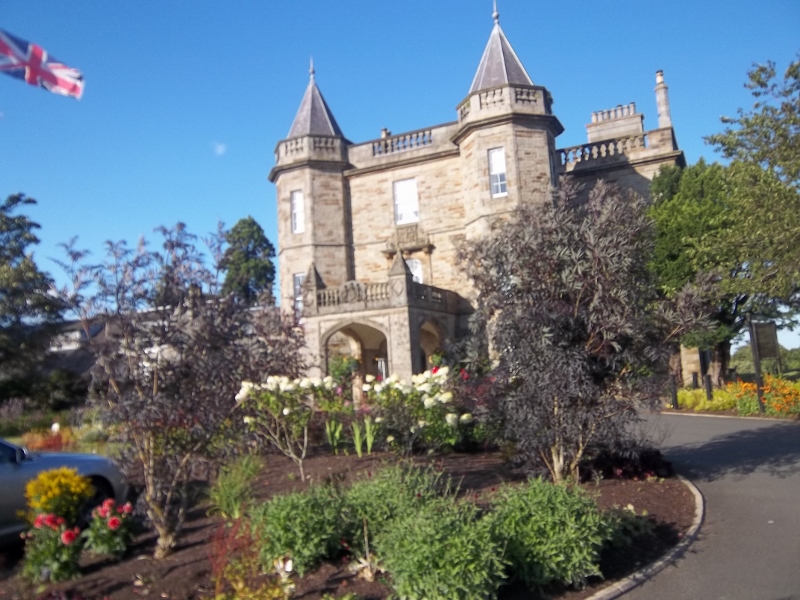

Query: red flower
121;502;133;514
33;514;46;529
44;514;60;529
460;369;469;381
61;529;77;545
107;516;122;530
432;366;440;374
102;498;116;510
97;506;109;519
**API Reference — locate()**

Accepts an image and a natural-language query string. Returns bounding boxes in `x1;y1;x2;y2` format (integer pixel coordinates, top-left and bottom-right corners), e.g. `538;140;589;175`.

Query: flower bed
673;375;800;417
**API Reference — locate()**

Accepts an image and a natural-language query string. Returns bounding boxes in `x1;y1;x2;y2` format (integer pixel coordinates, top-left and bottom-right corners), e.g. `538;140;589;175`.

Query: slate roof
287;66;344;138
469;12;533;94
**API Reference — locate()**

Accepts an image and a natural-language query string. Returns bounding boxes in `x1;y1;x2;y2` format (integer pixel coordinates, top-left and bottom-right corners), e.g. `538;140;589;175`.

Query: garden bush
82;498;135;558
377;498;506;600
24;467;93;526
249;483;344;576
341;464;450;555
676;388;736;412
488;479;608;589
681;376;800;417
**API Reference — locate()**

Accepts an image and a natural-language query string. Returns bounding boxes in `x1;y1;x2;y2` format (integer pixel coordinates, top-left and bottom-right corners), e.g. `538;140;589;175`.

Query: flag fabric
0;29;84;99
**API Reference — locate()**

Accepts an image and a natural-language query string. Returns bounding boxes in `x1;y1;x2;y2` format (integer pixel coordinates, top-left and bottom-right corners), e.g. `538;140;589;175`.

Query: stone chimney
655;70;672;129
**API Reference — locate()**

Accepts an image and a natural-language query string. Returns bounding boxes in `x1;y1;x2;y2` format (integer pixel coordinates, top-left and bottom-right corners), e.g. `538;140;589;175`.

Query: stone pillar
655;70;672;129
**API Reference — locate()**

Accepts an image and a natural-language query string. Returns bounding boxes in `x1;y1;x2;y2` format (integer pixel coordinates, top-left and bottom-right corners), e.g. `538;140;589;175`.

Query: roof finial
309;56;315;79
492;0;499;23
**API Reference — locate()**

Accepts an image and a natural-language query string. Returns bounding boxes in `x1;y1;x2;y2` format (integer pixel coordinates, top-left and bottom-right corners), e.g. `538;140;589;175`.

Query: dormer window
393;178;419;225
488;148;508;197
291;190;305;233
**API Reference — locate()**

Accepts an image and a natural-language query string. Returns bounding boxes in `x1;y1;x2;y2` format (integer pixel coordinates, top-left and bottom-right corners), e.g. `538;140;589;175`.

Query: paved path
623;413;800;600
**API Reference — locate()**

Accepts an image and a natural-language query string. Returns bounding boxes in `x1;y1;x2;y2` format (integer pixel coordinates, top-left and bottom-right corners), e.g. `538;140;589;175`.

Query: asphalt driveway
623;413;800;600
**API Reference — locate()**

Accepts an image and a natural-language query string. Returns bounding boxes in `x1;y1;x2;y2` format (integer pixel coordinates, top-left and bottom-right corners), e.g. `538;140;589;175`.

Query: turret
453;5;564;238
269;62;352;313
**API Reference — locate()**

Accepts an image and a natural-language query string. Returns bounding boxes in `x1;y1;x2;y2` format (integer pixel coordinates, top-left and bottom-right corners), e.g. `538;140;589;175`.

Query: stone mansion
268;10;685;381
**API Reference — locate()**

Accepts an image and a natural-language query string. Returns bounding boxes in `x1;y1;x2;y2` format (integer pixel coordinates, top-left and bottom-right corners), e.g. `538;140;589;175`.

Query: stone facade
268;13;685;381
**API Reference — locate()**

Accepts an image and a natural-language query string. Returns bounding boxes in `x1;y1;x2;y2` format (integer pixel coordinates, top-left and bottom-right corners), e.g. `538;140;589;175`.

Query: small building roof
469;8;533;94
287;62;344;138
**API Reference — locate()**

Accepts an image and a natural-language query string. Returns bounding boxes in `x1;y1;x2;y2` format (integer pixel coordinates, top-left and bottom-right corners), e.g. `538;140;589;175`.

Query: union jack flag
0;29;84;99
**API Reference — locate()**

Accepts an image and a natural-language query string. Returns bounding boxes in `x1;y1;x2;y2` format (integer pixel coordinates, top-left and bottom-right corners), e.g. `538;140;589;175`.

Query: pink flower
33;514;46;529
61;529;77;545
102;498;116;510
121;502;133;514
44;514;60;529
107;516;122;531
97;506;109;519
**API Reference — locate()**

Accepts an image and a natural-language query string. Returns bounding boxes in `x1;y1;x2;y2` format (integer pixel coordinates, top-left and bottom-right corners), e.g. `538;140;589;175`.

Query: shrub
249;484;344;576
762;375;800;416
676;388;736;412
341;464;450;555
24;467;93;526
377;498;506;600
22;514;83;583
21;427;77;452
488;479;608;589
82;498;135;558
208;454;264;520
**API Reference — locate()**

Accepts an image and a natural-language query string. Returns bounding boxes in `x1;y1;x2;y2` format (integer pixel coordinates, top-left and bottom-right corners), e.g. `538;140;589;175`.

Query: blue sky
1;1;798;346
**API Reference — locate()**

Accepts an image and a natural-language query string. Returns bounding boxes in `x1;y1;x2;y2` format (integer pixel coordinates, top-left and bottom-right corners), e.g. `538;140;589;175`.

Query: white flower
386;435;395;443
445;413;458;427
459;413;473;424
438;391;453;404
284;383;296;392
284;558;293;573
423;396;436;409
362;384;372;392
310;376;322;387
417;383;432;393
243;416;253;424
323;375;334;384
365;374;376;383
625;503;635;513
235;381;254;402
437;366;450;378
417;420;426;428
299;377;312;389
282;407;291;416
387;374;399;384
374;383;384;394
50;422;60;434
374;417;384;424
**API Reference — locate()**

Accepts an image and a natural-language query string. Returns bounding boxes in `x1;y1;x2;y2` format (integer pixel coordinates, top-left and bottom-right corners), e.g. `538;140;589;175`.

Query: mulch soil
0;450;696;600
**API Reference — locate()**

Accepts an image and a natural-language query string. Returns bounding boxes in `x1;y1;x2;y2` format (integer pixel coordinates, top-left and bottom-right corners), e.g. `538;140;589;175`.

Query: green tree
0;194;63;393
649;162;792;380
705;56;800;189
219;216;276;304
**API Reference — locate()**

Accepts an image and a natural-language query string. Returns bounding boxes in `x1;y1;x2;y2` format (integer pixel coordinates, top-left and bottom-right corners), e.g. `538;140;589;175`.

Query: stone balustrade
592;103;637;123
371;129;433;156
457;84;550;123
310;278;459;315
274;135;347;164
558;133;648;166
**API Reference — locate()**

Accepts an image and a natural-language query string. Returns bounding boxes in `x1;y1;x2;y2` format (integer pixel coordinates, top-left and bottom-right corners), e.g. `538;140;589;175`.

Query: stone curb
584;475;705;600
659;410;788;422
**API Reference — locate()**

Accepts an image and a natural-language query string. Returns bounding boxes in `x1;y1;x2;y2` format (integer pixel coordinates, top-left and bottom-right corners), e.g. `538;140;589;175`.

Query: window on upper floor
293;272;306;312
291;190;305;233
405;258;424;284
488;148;508;197
393;178;419;225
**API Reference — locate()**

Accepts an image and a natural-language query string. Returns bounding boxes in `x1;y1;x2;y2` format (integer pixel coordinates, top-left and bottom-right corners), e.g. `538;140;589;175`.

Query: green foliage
82;498;135;558
603;505;656;550
705;55;800;189
488;479;608;589
219;216;276;305
24;467;93;526
208;454;264;520
0;194;64;391
377;498;506;600
676;388;737;412
341;465;450;556
22;515;83;583
249;484;344;576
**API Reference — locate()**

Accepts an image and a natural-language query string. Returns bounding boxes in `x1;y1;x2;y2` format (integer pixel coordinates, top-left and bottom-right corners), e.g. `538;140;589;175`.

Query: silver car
0;438;130;544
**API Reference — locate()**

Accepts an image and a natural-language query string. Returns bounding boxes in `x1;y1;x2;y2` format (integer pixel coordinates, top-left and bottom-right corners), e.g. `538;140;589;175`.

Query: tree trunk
710;340;732;386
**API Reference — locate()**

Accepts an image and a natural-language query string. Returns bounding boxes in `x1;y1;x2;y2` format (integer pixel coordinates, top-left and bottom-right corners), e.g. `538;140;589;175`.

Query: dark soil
0;450;696;600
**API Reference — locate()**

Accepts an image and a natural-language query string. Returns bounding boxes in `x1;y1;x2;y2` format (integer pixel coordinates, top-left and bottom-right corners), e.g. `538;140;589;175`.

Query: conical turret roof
287;62;344;138
469;8;533;94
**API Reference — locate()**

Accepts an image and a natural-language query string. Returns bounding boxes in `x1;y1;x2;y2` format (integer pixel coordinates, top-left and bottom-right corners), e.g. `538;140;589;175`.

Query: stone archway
322;321;390;380
418;318;445;373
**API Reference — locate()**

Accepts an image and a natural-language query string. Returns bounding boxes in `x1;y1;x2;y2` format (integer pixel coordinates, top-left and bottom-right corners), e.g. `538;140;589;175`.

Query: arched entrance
418;319;444;373
323;322;389;380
